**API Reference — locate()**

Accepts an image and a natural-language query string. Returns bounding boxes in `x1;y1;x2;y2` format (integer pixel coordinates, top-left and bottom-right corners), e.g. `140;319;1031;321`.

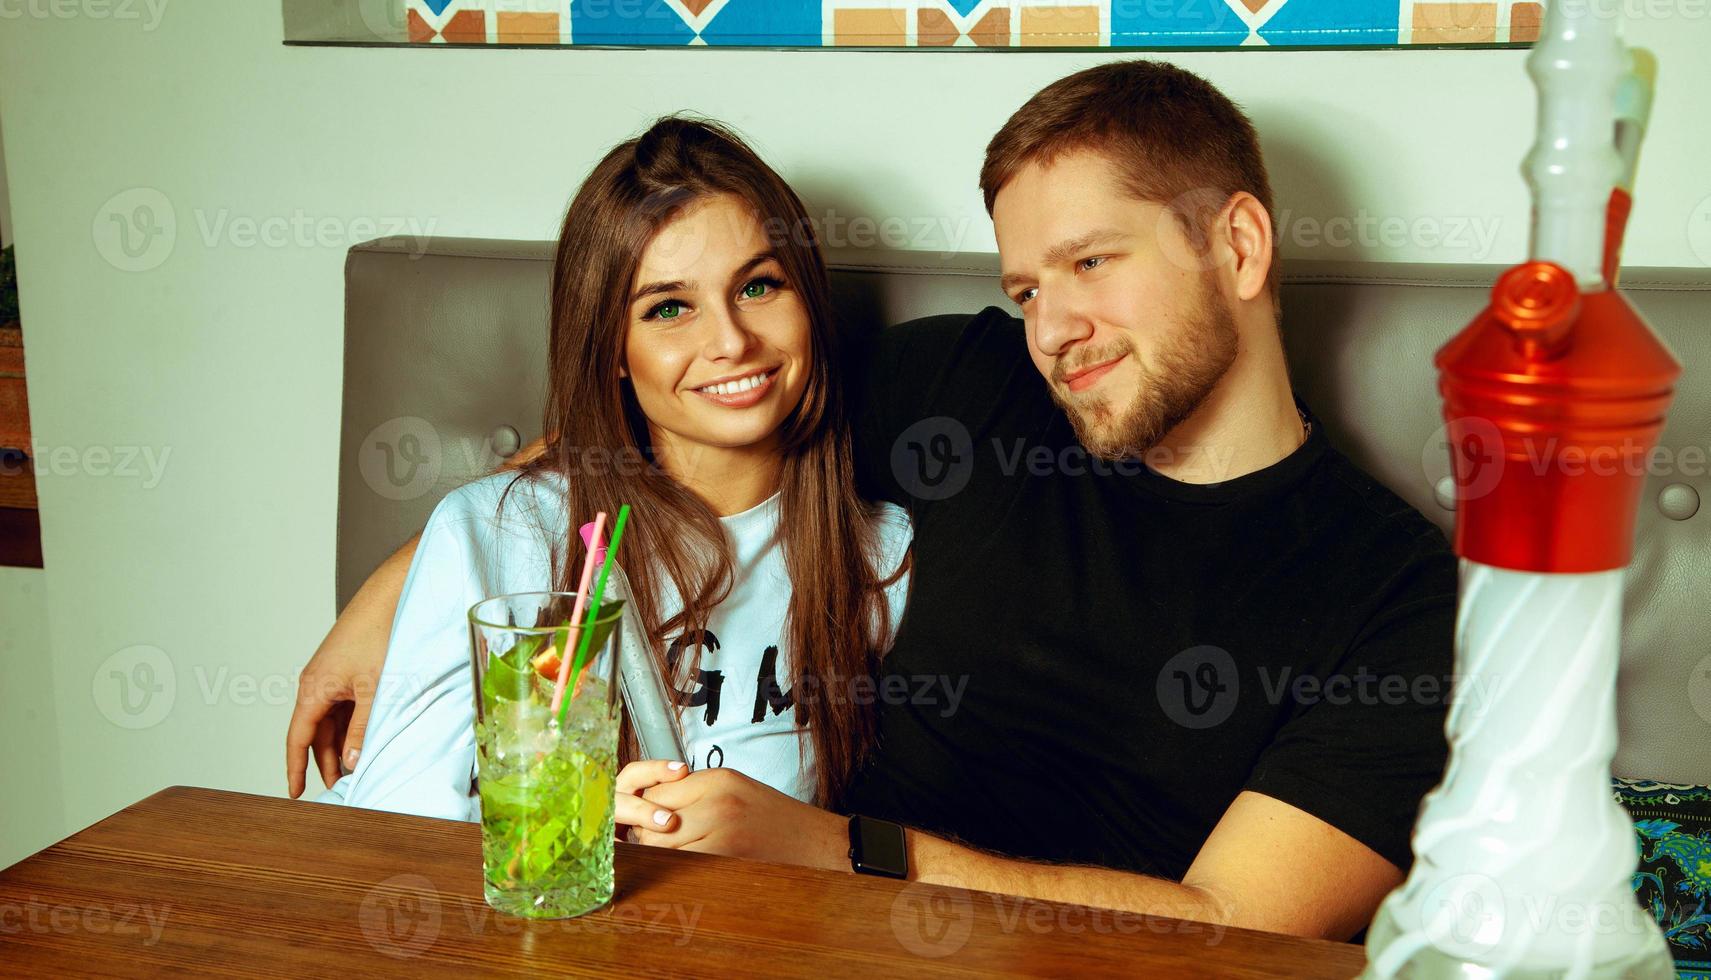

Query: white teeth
699;370;772;396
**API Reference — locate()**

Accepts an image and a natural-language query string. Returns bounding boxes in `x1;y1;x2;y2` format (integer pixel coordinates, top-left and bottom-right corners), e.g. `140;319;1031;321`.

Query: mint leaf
568;599;626;680
483;638;541;710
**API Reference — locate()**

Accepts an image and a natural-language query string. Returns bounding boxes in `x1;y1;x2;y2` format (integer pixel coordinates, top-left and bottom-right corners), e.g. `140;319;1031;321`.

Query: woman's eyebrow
632;278;691;303
727;250;777;283
631;251;776;303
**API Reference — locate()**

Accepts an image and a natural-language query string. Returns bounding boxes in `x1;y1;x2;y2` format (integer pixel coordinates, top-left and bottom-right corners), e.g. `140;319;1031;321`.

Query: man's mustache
1050;339;1135;387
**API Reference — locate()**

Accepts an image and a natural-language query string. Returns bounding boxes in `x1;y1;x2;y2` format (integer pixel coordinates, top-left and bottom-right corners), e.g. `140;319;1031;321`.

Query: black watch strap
847;814;909;879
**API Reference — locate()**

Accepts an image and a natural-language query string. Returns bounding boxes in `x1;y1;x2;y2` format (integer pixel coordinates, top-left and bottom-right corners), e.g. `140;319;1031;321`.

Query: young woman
310;117;911;831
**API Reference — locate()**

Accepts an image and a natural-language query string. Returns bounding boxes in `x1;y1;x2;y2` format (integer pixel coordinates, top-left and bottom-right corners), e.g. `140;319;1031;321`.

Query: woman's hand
630;767;848;872
615;759;691;837
285;534;418;798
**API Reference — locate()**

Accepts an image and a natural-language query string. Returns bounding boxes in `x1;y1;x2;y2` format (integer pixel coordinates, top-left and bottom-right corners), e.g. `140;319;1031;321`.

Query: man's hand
285;534;419;798
615;759;690;836
632;768;848;872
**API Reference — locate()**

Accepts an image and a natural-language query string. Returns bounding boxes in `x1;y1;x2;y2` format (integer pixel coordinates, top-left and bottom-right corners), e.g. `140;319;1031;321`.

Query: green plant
0;245;17;326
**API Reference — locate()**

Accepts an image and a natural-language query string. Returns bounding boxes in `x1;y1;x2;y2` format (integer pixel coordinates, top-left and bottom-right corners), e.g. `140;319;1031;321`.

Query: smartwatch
848;814;909;879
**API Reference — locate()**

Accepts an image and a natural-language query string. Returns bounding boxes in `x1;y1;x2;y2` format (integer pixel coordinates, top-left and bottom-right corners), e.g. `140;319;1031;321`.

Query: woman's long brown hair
504;117;898;808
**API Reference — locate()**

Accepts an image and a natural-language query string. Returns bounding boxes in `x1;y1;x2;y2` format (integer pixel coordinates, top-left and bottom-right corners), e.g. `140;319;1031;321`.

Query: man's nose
1032;291;1095;358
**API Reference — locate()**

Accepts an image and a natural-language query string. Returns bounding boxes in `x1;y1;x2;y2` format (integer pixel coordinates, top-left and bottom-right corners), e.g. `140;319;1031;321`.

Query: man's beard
1047;280;1240;461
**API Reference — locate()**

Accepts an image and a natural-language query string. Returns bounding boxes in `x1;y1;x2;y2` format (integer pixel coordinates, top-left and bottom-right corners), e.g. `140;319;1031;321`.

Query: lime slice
573;752;614;845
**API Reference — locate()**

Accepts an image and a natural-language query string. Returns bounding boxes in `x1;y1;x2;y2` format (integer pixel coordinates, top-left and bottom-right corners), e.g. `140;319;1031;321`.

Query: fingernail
343;748;360;770
652;810;671;826
667;761;685;771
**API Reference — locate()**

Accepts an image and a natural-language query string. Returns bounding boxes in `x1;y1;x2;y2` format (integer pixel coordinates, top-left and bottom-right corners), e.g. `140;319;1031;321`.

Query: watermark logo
1156;645;1240;730
355;0;409;38
1688;194;1711;268
0;897;170;945
92;644;176;729
92;188;438;271
1422;417;1506;506
889;872;1229;958
1419;873;1506;960
1689;654;1711;726
359;416;443;501
889;875;975;958
0;0;169;30
891;416;974;502
358;874;442;959
93;188;177;273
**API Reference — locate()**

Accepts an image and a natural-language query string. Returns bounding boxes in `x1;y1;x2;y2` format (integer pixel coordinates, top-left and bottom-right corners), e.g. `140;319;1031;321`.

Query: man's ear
1222;192;1275;306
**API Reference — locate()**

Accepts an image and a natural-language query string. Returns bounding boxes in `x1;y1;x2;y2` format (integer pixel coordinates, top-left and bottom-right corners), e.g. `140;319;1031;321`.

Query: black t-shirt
843;308;1457;880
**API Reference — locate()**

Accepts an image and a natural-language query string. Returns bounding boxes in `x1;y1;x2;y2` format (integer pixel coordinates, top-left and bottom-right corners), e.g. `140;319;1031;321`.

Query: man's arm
637;771;1399;942
286;533;419;797
904;789;1399;940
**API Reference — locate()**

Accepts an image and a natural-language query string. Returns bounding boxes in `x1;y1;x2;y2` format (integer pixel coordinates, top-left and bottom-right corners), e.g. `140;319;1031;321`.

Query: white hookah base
1359;563;1673;979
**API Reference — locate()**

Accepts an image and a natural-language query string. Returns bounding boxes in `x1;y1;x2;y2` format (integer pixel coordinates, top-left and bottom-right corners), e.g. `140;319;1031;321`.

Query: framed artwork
284;0;1537;48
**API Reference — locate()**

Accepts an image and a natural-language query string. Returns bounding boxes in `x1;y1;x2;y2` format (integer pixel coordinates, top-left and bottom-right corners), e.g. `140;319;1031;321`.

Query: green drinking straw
556;502;631;729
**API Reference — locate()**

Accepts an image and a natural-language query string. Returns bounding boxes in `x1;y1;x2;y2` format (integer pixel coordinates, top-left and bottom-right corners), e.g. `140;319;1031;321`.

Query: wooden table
0;787;1366;977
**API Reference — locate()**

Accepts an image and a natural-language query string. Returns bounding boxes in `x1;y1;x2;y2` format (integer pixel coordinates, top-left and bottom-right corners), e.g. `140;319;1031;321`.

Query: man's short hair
981;60;1282;310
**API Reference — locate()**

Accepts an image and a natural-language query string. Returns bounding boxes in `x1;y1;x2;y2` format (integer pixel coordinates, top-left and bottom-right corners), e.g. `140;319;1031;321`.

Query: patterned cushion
1614;778;1711;978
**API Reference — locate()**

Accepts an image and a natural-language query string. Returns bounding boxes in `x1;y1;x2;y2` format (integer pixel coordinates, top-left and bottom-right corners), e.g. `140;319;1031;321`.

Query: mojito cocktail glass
469;591;623;919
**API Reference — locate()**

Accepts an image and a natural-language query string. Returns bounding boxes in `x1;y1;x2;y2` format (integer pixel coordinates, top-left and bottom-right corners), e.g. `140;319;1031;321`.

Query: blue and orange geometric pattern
403;0;1542;47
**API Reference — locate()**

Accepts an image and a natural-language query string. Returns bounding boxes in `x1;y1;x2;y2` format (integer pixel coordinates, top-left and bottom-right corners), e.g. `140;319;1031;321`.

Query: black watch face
853;817;908;877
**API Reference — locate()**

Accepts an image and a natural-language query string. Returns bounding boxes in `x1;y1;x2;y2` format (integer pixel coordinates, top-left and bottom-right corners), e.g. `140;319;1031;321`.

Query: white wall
0;115;12;245
0;4;1707;855
1;76;59;870
0;567;59;869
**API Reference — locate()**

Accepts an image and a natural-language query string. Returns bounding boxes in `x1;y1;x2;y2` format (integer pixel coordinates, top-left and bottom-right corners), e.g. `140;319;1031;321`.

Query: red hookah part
1603;188;1632;287
1436;260;1680;573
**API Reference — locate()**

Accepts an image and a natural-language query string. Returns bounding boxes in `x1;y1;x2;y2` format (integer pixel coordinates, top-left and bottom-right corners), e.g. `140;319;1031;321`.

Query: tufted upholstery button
489;424;522;458
1658;482;1700;521
1434;476;1458;511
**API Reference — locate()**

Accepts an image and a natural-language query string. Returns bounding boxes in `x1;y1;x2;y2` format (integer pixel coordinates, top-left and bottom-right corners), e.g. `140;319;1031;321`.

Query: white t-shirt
320;470;912;821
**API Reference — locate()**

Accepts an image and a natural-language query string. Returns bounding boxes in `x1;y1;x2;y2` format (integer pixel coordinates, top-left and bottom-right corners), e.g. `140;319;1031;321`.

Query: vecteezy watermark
1155;645;1241;730
358;416;444;502
891;416;975;502
358;874;441;959
92;188;438;273
889;416;1241;503
1424;417;1711;506
0;897;171;946
94;647;442;730
0;443;172;489
0;0;168;29
1155;645;1493;730
92;645;177;730
1555;0;1711;19
1689;194;1711;268
760;209;975;258
93;188;176;273
357;874;702;959
1272;208;1503;261
1408;873;1673;962
1690;654;1711;726
1153;187;1504;272
889;873;1227;959
357;417;550;502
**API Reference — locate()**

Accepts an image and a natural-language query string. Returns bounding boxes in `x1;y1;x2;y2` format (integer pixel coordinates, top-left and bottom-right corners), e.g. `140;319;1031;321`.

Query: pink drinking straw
550;510;607;717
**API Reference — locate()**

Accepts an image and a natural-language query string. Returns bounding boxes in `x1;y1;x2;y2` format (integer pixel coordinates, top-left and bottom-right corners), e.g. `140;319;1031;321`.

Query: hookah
1361;0;1680;976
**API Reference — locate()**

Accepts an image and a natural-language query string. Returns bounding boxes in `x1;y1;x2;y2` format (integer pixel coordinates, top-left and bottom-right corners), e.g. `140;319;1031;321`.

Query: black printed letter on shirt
751;645;794;723
666;629;724;727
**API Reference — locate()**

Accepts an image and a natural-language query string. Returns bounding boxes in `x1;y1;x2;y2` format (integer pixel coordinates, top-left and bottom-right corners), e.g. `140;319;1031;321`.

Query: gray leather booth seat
340;237;1711;786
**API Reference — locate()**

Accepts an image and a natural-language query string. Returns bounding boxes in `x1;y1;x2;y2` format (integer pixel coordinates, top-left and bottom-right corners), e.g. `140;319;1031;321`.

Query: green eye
741;280;771;300
653;302;682;320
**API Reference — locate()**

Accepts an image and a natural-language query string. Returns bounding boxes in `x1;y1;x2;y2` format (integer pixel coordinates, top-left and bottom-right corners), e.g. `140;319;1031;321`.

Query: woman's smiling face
622;193;812;466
